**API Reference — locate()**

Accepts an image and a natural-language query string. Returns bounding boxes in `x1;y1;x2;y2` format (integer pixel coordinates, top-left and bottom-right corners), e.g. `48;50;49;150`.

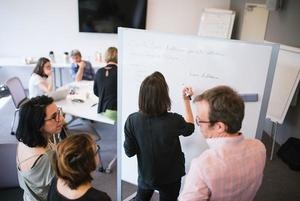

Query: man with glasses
179;85;266;201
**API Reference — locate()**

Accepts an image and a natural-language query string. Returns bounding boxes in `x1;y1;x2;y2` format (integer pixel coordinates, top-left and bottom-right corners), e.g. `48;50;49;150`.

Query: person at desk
16;95;65;201
70;49;95;81
124;71;195;201
48;134;111;201
179;86;266;201
28;57;53;98
93;47;117;121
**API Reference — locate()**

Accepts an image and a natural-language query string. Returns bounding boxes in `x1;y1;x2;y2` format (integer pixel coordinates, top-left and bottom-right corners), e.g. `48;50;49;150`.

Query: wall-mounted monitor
78;0;147;33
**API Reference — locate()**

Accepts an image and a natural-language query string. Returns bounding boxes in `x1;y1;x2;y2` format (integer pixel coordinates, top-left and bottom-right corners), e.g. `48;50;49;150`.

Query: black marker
185;92;192;100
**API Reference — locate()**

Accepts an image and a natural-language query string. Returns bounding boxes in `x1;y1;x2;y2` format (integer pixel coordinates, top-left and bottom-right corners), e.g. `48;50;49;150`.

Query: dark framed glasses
195;116;213;126
44;107;63;122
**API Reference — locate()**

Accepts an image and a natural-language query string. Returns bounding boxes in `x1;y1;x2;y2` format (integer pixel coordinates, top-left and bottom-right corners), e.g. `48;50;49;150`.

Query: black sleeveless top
47;178;111;201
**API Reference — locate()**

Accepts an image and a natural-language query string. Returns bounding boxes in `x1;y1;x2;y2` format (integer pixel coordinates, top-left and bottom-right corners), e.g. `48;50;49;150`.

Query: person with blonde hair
93;47;118;120
47;134;111;201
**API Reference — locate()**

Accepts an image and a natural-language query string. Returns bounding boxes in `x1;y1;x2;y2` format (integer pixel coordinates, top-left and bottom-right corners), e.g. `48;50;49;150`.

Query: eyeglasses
95;144;100;155
195;116;213;126
44;107;63;122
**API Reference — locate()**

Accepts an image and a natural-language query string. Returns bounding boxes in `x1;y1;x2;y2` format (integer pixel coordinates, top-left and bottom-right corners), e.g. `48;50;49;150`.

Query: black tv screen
78;0;147;33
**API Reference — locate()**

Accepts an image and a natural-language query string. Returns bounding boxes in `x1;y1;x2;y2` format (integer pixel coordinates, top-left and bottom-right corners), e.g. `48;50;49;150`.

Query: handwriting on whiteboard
128;41;225;57
188;72;219;79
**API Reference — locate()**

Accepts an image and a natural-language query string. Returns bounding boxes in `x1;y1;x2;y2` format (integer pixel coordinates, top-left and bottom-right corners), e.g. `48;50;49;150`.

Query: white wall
147;0;230;34
0;0;230;58
0;0;117;58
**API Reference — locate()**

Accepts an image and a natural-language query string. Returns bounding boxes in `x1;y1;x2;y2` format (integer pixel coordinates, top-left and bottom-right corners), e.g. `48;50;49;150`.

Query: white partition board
118;28;278;185
267;46;300;124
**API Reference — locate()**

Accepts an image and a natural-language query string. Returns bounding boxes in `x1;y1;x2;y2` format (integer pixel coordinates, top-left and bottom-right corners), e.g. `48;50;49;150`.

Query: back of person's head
52;134;97;189
70;49;81;57
139;71;171;116
104;47;118;63
194;85;244;134
33;57;50;78
16;95;54;147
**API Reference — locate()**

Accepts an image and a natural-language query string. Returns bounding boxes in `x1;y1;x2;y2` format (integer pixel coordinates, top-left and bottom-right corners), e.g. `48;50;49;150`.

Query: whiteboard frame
117;28;279;201
266;44;300;124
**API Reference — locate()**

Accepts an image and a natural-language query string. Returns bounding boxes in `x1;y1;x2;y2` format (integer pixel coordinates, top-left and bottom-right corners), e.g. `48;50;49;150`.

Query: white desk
0;57;105;87
55;81;115;125
0;57;103;68
55;81;116;173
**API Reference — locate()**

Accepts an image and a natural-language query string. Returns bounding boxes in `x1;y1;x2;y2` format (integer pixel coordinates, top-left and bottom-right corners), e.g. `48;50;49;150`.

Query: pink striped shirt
179;135;266;201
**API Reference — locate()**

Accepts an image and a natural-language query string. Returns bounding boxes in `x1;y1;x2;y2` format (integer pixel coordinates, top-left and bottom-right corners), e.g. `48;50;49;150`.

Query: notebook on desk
48;89;69;101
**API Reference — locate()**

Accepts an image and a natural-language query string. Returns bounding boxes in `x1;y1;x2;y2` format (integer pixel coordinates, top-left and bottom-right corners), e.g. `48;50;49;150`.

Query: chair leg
97;146;116;174
105;155;117;174
10;109;17;135
98;151;105;172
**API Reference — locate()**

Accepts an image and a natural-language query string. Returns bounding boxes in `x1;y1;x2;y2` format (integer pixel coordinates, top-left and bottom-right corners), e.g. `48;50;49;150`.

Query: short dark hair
16;95;54;147
193;85;244;134
139;71;171;116
33;57;50;78
52;134;97;189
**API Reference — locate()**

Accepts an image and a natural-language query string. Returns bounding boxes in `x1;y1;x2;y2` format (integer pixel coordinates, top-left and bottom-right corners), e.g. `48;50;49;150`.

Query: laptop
48;89;69;101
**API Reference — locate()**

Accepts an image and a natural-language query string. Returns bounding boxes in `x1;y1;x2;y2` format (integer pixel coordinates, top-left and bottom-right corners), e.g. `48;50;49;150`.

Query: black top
47;178;111;201
93;64;117;113
124;112;195;187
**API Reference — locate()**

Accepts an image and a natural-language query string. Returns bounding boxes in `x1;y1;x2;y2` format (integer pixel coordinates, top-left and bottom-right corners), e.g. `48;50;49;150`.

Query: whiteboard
266;45;300;124
198;8;235;39
118;28;278;185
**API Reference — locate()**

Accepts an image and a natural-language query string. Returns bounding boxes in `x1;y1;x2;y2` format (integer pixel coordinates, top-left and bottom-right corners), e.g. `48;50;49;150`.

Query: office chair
5;77;28;135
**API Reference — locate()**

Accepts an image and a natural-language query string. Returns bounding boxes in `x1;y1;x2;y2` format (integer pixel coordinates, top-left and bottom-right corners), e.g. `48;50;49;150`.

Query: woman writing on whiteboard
124;71;195;201
93;47;118;121
28;57;53;98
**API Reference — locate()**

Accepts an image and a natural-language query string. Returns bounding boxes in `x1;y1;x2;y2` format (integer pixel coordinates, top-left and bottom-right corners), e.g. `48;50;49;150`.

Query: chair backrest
5;77;27;108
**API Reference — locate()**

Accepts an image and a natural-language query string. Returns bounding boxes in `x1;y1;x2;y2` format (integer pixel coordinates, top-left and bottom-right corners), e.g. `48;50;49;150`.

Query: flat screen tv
78;0;147;33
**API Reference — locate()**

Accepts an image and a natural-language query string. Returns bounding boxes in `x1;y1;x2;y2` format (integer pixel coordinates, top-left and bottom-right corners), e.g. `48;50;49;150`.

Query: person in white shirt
28;57;53;98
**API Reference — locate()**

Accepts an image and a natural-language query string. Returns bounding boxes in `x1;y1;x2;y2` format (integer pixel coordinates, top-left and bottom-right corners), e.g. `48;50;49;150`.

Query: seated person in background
179;86;266;201
29;57;53;98
93;47;117;121
48;134;111;201
16;95;65;201
70;49;95;81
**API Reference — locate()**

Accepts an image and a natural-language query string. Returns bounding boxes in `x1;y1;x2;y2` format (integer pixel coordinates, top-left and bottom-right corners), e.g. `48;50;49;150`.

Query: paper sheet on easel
198;8;235;39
